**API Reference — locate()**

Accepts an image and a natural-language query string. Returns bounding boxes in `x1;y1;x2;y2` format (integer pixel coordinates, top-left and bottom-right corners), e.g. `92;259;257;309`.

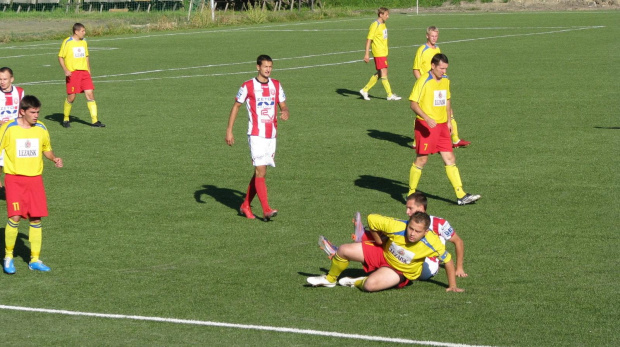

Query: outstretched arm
443;260;464;293
449;232;468;277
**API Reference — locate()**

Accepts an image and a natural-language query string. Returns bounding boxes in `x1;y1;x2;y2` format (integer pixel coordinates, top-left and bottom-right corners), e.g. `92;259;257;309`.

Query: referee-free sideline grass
0;9;618;346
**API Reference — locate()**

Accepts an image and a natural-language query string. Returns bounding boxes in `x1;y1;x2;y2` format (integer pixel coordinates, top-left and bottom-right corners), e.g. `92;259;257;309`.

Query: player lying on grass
319;192;468;280
307;212;464;292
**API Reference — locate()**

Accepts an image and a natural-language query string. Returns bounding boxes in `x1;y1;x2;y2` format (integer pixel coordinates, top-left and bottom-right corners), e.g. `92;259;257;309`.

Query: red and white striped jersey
0;86;24;123
235;77;285;139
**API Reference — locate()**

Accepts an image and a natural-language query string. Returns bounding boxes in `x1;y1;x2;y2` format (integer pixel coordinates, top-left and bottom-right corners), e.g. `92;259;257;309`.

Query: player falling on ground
0;67;24;190
0;96;63;274
359;7;402;101
412;26;470;149
307;212;464;293
58;23;105;128
226;55;289;221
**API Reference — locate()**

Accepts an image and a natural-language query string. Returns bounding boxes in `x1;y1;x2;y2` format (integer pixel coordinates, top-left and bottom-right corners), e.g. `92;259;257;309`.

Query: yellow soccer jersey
412;44;441;74
58;37;89;72
409;72;451;124
367;214;451;280
367;20;388;57
0;120;52;177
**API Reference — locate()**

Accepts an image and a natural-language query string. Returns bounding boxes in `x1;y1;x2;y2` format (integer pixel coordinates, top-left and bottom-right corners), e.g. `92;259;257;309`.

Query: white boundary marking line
19;25;603;87
0;304;495;346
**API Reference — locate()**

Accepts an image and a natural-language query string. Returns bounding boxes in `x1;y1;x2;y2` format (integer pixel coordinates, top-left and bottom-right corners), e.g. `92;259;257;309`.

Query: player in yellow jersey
408;53;480;206
307;212;463;293
58;23;104;128
0;96;63;274
411;26;470;149
359;7;401;101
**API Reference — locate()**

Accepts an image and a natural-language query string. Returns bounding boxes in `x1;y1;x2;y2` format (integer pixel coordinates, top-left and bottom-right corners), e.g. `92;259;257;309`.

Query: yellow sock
354;277;368;291
381;77;393;97
326;253;349;283
63;99;72;122
363;74;379;92
408;164;423;196
29;221;42;262
445;164;466;199
450;117;460;143
87;100;98;123
4;219;19;259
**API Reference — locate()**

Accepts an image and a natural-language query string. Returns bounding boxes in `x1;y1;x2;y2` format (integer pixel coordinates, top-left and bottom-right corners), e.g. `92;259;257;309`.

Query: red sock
254;177;271;213
242;176;257;207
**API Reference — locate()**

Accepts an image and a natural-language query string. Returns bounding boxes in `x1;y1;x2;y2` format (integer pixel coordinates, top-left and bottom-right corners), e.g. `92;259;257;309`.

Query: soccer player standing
226;55;289;221
412;26;470;149
359;7;401;101
58;23;104;128
408;54;480;206
0;96;63;274
0;67;25;190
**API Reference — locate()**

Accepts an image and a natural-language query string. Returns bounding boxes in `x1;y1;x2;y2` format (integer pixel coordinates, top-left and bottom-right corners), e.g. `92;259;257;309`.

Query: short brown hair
408;211;430;230
407;192;428;211
20;95;41;111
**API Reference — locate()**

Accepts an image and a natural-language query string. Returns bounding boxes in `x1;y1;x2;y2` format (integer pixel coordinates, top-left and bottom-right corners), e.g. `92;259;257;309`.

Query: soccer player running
319;192;468;281
359;7;401;101
411;26;470;149
408;53;480;206
226;55;289;221
0;67;25;190
0;96;63;274
58;23;104;128
307;212;463;293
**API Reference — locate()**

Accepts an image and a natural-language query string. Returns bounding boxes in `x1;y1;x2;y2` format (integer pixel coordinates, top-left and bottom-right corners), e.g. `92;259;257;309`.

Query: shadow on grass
44;113;92;127
336;88;383;101
0;230;31;267
367;129;413;148
194;184;244;208
354;174;407;204
594;126;620;129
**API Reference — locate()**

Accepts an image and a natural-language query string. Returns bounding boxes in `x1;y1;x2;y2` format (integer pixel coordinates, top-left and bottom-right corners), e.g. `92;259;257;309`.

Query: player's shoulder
34;121;49;131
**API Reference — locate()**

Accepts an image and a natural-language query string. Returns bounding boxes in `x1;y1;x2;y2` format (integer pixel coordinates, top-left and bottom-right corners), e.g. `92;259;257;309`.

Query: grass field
0;9;618;346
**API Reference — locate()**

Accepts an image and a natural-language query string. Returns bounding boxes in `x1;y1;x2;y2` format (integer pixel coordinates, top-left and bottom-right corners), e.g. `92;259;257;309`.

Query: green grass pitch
0;9;618;346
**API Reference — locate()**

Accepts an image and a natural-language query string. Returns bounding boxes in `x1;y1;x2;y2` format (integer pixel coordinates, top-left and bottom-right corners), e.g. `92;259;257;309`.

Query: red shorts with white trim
66;70;94;94
5;174;48;218
414;119;453;155
374;56;388;70
362;240;409;289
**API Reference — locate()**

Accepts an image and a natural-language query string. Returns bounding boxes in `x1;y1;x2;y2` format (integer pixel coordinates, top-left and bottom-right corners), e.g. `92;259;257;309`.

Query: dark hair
0;67;14;76
406;192;428;211
73;23;85;34
431;53;449;66
20;95;41;111
408;211;430;230
378;7;389;15
257;55;272;66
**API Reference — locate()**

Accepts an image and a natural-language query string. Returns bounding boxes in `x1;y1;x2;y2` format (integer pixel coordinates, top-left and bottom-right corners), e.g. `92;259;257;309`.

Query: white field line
0;304;496;347
15;25;603;87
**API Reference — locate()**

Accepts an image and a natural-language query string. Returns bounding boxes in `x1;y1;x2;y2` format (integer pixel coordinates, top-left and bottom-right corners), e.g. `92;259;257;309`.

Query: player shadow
194;184;271;220
335;88;380;100
367;129;413;148
44;113;91;127
299;268;368;287
0;230;31;269
0;187;5;201
354;175;408;204
594;126;620;129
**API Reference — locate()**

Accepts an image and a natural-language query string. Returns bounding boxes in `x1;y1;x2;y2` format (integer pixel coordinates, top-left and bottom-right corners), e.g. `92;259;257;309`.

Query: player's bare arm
444;260;464;293
363;39;372;63
413;69;421;79
225;102;242;146
410;101;437;128
44;151;63;168
366;228;384;245
58;57;71;77
278;102;289;121
449;232;468;278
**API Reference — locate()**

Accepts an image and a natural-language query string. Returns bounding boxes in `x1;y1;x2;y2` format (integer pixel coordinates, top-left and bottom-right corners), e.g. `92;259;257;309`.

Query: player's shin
63;99;73;122
450;117;460;143
87;100;98;123
445;164;465;199
29;221;42;262
408;164;423;196
4;219;18;258
326;253;349;283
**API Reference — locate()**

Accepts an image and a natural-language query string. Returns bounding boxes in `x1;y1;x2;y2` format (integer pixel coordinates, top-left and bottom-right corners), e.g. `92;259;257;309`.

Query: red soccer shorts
66;70;94;94
362;241;409;289
5;174;48;219
414;119;453;155
374;56;388;70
